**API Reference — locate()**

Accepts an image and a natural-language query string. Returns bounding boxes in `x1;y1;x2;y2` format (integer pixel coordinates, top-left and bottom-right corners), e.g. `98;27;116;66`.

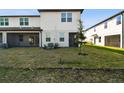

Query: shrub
85;41;93;45
82;41;87;45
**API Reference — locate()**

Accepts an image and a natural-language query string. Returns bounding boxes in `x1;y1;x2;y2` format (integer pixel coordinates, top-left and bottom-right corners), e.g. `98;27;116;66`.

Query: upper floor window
116;15;121;25
61;13;66;22
104;22;107;29
59;32;65;42
20;18;29;26
94;27;96;32
61;12;72;22
0;18;9;26
67;13;72;22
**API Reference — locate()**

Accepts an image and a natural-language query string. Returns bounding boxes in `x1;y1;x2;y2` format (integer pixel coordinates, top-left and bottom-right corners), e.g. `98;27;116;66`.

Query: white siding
0;11;81;47
0;17;40;27
85;15;122;47
39;11;80;47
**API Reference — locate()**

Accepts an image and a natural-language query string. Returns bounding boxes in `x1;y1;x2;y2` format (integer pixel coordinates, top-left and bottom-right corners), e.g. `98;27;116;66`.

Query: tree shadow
78;52;88;56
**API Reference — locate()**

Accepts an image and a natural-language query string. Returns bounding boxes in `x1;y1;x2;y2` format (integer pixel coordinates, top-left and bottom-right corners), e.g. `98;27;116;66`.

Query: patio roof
0;27;42;31
92;34;99;37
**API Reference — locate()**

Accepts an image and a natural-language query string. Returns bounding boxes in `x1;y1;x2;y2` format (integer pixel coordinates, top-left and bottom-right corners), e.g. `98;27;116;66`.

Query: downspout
39;30;42;47
122;13;124;48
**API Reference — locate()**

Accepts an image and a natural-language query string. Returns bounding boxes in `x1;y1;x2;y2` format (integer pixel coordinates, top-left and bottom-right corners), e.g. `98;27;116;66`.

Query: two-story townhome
0;15;41;47
0;9;83;48
38;9;83;47
85;10;124;48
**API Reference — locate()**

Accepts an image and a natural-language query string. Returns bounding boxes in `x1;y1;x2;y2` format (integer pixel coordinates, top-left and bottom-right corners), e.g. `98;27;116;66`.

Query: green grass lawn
0;46;124;69
0;46;124;82
88;45;124;55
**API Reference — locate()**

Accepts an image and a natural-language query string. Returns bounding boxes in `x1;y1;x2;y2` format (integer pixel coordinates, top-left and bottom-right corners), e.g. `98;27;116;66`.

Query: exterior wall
42;31;69;47
0;17;40;27
39;11;80;47
85;15;122;47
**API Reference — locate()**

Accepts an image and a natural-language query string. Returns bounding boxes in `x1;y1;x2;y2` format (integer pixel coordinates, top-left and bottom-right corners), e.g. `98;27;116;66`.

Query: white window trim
19;17;29;27
0;17;9;27
61;12;72;22
46;32;51;42
104;21;108;29
116;15;121;25
59;32;65;42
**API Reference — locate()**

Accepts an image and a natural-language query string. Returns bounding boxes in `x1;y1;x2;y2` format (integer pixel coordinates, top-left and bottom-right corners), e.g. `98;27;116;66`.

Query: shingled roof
38;9;84;14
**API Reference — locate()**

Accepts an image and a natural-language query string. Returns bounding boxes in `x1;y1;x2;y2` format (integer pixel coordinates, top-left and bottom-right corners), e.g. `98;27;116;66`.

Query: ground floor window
46;32;51;42
46;38;51;42
59;32;64;42
99;37;101;42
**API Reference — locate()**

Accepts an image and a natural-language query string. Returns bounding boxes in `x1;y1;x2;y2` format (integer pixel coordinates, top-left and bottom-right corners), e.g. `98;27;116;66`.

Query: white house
85;10;124;48
38;9;83;47
0;9;83;47
0;15;41;47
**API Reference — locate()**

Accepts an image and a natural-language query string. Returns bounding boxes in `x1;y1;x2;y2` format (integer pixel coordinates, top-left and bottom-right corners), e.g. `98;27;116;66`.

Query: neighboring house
0;9;83;47
85;10;124;48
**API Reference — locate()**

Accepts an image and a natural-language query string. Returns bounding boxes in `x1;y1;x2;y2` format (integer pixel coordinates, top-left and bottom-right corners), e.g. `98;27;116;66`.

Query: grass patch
87;45;124;55
0;47;124;69
0;46;124;82
0;67;124;83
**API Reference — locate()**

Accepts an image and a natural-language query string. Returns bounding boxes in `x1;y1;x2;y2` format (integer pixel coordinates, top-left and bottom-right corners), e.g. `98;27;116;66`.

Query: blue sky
0;9;39;16
0;9;123;29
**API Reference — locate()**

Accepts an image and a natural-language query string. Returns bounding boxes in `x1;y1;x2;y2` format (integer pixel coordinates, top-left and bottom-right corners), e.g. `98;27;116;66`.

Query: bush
82;41;87;45
85;41;93;45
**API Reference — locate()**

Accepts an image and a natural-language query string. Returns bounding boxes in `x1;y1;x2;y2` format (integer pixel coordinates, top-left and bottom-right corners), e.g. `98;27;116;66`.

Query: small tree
76;20;86;55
